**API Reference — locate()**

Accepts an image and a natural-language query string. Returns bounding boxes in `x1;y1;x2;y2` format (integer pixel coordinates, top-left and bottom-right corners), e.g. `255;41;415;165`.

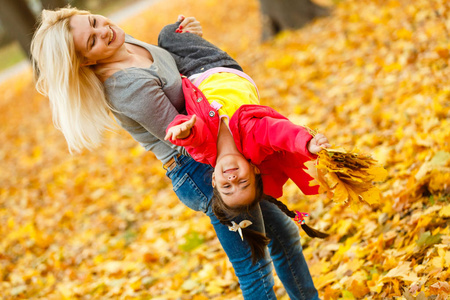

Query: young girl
160;25;330;237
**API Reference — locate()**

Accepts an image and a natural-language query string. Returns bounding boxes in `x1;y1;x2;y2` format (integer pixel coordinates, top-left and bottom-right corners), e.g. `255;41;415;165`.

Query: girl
161;23;330;236
31;7;320;299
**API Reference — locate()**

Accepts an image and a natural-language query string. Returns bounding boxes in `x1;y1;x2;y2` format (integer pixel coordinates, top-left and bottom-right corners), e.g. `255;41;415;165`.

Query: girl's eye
223;184;230;188
240;180;248;184
93;18;97;27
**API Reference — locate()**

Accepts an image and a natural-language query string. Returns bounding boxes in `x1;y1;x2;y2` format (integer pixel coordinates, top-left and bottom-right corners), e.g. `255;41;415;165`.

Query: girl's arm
307;133;330;154
165;115;197;141
253;116;324;159
165;114;211;148
165;114;217;166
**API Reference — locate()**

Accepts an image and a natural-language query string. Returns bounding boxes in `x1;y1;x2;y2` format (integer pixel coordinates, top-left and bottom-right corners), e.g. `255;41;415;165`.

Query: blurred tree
259;0;330;40
0;0;67;58
0;19;14;47
0;0;36;58
41;0;67;9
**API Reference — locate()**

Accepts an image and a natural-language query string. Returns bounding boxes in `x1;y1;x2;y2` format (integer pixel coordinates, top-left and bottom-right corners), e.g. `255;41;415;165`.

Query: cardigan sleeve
112;75;182;143
253;117;317;160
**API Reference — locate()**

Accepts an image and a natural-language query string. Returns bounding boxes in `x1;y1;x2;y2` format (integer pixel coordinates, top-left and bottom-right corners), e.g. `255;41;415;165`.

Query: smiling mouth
223;168;238;174
108;26;116;45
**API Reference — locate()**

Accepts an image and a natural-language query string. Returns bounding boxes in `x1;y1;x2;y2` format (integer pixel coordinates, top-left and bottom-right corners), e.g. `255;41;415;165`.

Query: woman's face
69;14;125;66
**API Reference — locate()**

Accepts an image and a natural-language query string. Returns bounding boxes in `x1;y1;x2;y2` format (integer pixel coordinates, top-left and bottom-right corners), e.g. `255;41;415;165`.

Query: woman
31;7;319;300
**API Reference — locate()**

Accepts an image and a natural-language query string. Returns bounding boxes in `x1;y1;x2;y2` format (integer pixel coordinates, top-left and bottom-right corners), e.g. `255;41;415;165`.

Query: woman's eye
90;18;97;48
240;180;248;184
223;184;230;188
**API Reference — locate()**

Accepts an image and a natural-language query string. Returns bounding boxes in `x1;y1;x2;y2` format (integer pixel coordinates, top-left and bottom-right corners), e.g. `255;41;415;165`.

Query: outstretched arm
307;133;331;154
253;116;327;159
165;114;217;166
165;115;197;140
165;114;213;148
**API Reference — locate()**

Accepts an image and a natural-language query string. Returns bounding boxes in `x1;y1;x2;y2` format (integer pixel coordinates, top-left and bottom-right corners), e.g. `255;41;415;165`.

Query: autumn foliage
0;0;449;299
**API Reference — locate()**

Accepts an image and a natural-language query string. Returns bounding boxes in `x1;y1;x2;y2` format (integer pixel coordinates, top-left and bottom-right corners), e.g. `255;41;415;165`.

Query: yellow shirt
197;72;259;121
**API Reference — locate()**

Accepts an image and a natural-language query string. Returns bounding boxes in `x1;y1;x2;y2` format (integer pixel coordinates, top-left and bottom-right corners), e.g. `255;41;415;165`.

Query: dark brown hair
212;174;269;264
212;173;328;263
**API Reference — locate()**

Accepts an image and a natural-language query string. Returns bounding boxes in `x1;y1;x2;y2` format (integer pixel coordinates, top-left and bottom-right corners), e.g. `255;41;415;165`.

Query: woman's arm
175;15;203;36
111;73;186;148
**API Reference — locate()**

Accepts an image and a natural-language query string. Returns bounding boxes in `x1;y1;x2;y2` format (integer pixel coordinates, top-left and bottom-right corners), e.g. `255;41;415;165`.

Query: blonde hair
31;7;116;153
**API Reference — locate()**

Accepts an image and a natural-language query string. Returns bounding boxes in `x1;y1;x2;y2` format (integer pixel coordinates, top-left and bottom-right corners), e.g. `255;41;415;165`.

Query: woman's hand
307;133;331;154
176;15;203;37
165;115;197;141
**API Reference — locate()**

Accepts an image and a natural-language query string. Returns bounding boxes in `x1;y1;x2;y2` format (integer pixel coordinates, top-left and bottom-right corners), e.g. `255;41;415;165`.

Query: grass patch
0;41;26;72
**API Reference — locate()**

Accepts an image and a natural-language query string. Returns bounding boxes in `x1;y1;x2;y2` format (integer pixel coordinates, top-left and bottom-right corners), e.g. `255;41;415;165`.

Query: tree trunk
0;0;37;58
259;0;330;41
40;0;68;9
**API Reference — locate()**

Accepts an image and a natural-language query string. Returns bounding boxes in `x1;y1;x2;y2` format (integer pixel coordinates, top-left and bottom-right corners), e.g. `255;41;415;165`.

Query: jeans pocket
172;173;208;212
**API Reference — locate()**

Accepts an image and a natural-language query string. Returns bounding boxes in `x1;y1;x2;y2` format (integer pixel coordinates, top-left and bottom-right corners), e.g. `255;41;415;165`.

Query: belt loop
164;154;182;172
174;153;181;164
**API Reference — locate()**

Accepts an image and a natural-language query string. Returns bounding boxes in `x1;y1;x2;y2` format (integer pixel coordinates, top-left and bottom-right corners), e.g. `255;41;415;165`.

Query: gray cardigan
104;24;242;164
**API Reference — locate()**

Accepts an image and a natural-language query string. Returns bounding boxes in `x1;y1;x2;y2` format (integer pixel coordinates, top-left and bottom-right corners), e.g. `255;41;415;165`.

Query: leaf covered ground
0;0;449;299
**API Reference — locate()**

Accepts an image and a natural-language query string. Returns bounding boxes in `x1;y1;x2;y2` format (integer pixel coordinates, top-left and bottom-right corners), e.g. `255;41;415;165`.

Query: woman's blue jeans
166;155;319;300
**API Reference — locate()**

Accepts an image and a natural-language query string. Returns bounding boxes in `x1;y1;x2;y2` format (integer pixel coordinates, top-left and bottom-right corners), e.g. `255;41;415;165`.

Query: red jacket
167;78;319;198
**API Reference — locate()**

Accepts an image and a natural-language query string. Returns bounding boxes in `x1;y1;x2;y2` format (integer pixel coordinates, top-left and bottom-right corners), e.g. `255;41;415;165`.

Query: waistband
163;154;181;172
189;67;260;99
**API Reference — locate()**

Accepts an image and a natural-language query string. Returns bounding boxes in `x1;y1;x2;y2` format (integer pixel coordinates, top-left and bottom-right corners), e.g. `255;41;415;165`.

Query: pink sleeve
253;117;317;159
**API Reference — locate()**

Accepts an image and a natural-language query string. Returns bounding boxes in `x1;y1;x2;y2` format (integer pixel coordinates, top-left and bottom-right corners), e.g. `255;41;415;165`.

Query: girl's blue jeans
166;155;319;300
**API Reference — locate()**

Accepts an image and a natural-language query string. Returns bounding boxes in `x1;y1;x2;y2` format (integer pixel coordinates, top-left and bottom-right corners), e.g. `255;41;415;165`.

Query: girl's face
213;154;260;207
69;14;125;66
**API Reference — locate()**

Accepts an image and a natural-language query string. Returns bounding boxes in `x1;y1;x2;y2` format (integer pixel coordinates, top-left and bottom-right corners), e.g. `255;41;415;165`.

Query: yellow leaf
7;217;14;229
431;256;444;269
367;165;388;182
381;262;420;283
333;181;349;204
324;172;340;189
396;28;412;40
439;205;450;218
193;295;210;300
348;280;370;299
360;187;382;205
205;280;224;295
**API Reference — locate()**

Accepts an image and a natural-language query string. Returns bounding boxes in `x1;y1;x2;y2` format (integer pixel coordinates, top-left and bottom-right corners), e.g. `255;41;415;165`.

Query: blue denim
166;155;319;300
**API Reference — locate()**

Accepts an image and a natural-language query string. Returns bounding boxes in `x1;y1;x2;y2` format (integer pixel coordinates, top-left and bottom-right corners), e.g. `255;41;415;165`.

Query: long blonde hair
31;7;116;153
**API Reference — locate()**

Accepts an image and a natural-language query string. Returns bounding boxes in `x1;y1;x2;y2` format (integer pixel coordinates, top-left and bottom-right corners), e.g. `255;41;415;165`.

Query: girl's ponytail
264;195;329;239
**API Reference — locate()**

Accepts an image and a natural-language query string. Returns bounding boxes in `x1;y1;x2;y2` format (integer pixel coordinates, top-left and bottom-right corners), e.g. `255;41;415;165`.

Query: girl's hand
176;15;203;37
165;115;197;141
307;133;331;154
